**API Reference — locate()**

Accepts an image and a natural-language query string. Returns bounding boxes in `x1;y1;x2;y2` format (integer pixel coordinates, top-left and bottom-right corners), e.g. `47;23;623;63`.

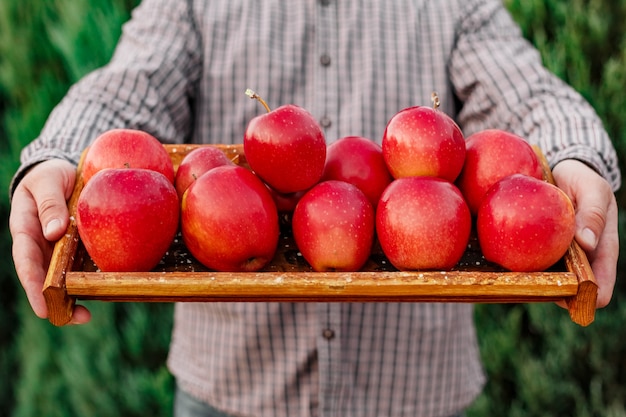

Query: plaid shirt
17;0;620;416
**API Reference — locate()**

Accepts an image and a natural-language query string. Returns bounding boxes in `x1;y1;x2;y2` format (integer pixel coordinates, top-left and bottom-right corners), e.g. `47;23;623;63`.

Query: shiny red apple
382;101;465;182
76;168;179;272
321;136;393;208
376;177;471;270
477;174;576;272
292;180;375;272
456;129;543;215
175;146;234;199
181;165;279;272
82;128;175;184
244;103;326;193
266;186;306;213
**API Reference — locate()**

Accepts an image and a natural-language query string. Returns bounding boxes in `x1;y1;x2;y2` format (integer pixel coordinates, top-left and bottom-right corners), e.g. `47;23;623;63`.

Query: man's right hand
9;159;92;324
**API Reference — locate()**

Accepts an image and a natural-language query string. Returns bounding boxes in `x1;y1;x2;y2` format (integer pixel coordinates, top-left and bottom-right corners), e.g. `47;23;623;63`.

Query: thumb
26;159;77;241
551;160;611;252
573;196;606;253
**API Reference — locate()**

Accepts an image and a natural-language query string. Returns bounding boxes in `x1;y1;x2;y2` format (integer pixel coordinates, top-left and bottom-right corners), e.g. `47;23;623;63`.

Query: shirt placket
316;302;344;417
315;0;340;143
313;1;344;415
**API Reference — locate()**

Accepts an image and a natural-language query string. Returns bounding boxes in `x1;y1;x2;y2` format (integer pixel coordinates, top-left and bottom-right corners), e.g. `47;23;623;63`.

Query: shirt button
320;0;331;5
319;116;332;129
320;54;331;66
322;329;335;340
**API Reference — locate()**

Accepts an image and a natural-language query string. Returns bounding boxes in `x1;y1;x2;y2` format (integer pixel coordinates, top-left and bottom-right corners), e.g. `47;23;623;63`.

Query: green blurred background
1;1;625;416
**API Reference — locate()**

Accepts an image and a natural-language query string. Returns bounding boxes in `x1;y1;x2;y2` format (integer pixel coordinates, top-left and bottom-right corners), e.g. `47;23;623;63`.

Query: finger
9;186;54;318
552;160;613;253
11;238;49;318
571;181;613;253
26;159;77;241
70;305;92;325
588;195;619;308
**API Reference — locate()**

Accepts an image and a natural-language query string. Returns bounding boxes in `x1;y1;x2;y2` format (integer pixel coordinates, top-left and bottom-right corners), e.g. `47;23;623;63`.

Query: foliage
12;302;174;417
0;0;625;416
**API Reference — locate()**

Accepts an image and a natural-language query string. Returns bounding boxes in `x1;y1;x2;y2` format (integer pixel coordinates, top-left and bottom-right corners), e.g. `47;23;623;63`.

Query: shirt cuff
547;144;621;192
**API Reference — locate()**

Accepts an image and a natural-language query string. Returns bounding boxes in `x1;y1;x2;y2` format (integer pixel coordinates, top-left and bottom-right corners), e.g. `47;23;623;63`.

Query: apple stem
431;92;440;110
245;88;271;113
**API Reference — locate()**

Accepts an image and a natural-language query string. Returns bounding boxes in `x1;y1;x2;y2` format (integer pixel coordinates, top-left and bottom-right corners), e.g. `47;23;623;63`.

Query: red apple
382;100;465;182
181;165;279;272
266;185;306;213
476;174;576;272
292;180;375;272
175;146;234;199
76;168;179;272
244;100;326;193
456;129;543;215
376;177;471;270
321;136;393;208
82;128;175;184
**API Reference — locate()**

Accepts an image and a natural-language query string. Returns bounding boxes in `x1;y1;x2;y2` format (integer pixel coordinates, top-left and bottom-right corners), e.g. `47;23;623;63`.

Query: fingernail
45;218;62;237
580;227;598;248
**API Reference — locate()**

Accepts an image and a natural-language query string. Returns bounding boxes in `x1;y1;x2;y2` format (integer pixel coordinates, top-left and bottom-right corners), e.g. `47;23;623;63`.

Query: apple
476;174;576;272
456;129;543;215
376;176;471;270
174;146;234;199
82;128;175;184
181;164;279;272
266;185;306;213
76;168;179;272
292;180;375;272
244;90;326;193
321;136;393;208
381;95;465;182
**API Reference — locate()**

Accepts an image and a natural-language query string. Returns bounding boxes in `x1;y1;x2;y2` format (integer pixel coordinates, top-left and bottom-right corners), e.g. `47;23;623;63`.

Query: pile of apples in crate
75;92;576;275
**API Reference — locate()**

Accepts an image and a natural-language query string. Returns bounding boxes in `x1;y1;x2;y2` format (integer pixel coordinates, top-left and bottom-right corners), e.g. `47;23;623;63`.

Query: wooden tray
43;144;598;327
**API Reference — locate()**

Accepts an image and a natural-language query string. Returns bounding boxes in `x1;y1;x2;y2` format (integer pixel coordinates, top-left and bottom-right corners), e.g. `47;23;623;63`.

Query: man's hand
9;159;92;324
552;159;619;308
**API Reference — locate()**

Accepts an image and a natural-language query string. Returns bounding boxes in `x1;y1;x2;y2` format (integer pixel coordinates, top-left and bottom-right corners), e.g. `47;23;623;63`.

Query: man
9;1;620;416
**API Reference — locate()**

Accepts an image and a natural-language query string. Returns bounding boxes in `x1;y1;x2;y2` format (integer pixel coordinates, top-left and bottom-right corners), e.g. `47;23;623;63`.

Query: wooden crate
43;144;597;327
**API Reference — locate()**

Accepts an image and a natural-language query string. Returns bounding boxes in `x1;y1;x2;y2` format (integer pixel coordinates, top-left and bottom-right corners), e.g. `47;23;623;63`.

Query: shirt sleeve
11;0;202;194
449;0;621;191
